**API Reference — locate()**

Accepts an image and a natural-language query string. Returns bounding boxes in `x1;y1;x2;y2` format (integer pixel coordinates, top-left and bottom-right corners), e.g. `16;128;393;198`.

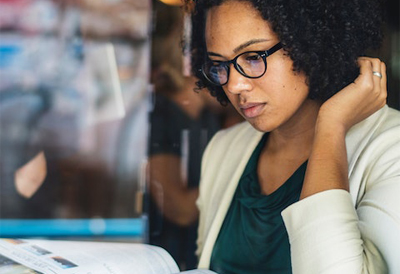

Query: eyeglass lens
203;52;266;86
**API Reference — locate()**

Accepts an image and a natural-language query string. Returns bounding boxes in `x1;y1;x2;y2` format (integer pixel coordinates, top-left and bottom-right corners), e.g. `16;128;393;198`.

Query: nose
225;65;253;95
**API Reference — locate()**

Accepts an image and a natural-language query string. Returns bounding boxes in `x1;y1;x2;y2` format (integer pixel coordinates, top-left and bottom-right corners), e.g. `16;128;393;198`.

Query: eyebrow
233;39;270;53
207;38;270;58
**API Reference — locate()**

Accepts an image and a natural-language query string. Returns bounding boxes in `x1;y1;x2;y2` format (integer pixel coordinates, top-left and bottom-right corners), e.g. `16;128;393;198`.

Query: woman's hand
317;57;387;133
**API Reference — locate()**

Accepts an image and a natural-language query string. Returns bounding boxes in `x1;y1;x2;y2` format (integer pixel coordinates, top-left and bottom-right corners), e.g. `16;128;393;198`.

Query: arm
148;154;199;226
283;139;400;274
282;58;400;274
301;57;387;199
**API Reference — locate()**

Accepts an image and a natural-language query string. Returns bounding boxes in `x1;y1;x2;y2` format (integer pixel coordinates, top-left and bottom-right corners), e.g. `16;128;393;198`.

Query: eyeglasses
201;42;282;86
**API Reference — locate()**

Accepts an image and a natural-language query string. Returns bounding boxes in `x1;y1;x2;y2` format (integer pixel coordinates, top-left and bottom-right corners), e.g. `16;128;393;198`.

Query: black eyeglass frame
201;42;283;86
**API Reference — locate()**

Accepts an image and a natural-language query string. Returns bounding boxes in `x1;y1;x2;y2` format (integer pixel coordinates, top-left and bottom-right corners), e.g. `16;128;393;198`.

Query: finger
361;57;387;108
356;57;374;87
369;58;383;90
366;57;388;109
380;61;387;106
380;61;387;93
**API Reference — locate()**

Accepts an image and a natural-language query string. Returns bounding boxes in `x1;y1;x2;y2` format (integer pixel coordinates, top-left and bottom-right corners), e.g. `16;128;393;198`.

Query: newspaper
0;239;217;274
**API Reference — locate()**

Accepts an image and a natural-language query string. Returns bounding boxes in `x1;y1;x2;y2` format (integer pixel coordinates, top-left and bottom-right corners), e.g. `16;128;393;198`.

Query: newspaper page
0;238;180;274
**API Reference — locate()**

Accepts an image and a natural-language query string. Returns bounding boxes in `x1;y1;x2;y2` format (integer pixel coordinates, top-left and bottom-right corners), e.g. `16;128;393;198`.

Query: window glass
0;0;152;241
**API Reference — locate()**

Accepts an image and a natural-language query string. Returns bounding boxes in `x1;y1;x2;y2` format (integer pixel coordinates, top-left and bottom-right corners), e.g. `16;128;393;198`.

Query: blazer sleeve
281;120;400;274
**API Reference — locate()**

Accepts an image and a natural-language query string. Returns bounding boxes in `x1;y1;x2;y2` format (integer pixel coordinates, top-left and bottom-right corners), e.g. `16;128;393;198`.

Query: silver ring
372;71;382;79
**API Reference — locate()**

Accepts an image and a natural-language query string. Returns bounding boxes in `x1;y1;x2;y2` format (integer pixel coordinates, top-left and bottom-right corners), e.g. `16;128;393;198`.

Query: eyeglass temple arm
266;42;283;56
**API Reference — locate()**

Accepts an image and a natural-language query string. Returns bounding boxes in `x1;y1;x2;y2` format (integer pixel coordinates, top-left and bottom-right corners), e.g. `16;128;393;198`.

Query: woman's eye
244;53;262;62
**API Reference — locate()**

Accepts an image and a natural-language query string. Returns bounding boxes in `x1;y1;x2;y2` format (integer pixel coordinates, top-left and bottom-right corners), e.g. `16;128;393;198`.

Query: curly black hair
186;0;383;105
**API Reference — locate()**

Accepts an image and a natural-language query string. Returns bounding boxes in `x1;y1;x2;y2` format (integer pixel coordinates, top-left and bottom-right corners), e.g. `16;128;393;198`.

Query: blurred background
0;0;152;238
0;0;398;270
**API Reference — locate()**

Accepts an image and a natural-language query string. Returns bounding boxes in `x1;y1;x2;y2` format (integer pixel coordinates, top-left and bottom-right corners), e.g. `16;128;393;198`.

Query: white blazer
196;105;400;274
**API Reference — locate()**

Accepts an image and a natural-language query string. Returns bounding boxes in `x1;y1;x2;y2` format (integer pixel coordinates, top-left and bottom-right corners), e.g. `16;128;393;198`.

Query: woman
185;0;400;273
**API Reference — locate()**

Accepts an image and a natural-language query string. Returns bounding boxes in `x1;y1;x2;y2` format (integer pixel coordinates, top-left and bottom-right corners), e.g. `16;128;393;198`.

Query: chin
247;119;275;133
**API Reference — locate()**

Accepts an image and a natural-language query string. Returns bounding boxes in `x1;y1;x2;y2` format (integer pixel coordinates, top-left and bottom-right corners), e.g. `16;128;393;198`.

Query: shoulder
347;107;400;272
351;105;400;137
151;94;174;114
371;106;400;134
346;106;400;161
348;105;400;204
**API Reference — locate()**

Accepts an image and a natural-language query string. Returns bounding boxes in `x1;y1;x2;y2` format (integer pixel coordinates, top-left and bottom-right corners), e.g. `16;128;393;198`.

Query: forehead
205;1;277;54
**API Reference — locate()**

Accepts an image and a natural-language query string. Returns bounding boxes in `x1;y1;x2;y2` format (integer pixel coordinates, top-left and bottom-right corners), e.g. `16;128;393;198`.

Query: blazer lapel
198;125;264;268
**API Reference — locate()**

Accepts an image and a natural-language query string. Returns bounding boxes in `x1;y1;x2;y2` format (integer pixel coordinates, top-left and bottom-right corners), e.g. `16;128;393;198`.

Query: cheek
263;72;309;114
282;83;309;109
291;75;309;100
271;54;308;91
278;69;309;99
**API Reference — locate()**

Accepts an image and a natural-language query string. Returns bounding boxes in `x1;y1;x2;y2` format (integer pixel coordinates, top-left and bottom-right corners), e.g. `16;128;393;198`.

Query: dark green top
210;134;307;274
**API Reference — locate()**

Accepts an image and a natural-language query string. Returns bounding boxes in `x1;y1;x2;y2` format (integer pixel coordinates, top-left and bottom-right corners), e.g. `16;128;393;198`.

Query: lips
240;103;266;118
